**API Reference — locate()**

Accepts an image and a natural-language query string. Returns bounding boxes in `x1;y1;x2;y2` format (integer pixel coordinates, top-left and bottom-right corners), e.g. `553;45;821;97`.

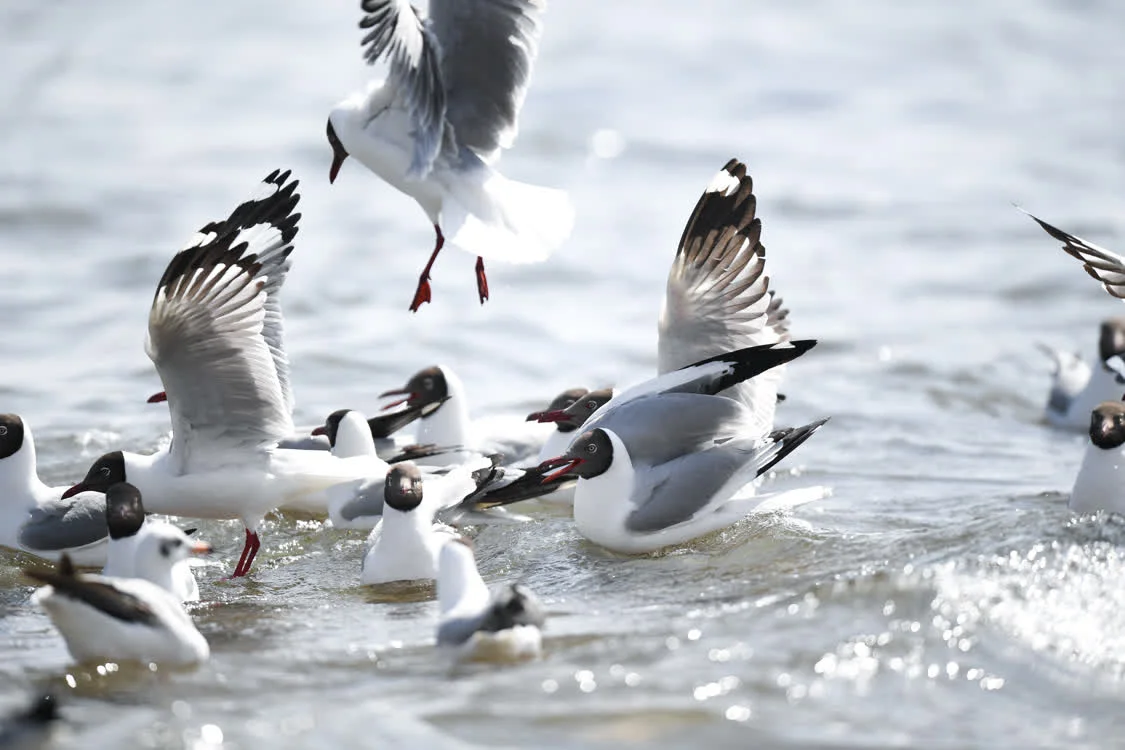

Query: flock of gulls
1;0;1123;735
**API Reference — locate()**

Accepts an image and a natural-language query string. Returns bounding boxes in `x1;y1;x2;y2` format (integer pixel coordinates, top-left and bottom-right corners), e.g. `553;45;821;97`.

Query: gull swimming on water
0;414;107;566
436;537;544;661
326;0;573;311
25;554;210;667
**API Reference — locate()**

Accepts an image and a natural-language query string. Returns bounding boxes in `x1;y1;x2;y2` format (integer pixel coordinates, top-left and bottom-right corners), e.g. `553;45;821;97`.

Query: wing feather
358;0;446;176
147;171;300;472
658;159;789;431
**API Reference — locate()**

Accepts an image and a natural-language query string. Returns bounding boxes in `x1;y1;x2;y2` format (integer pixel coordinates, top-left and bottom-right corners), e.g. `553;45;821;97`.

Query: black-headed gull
375;364;556;466
1070;401;1125;515
476;342;819;513
326;0;573;311
531;159;793;437
63;170;377;577
0;414;107;566
527;387;614;463
535;393;828;555
0;692;59;747
25;553;210;666
359;462;464;584
1037;319;1125;430
102;483;210;602
436;537;544;661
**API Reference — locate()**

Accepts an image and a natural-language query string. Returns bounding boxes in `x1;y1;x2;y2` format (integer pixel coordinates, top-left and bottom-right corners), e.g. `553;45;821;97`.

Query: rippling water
3;0;1125;747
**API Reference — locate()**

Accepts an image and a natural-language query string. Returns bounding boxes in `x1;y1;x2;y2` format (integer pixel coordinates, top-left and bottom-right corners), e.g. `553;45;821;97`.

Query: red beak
60;482;87;500
537;456;584;483
527;409;568;423
379;388;416;411
311;425;328;436
147;391;167;404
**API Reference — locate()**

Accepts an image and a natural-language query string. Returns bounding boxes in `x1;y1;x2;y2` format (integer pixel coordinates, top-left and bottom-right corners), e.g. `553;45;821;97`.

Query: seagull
102;483;210;602
530;159;793;436
62;170;377;577
1037;319;1125;430
24;553;210;667
1069;401;1125;515
474;342;821;515
534;392;829;554
0;414;107;566
360;462;464;584
527;387;614;464
0;692;59;748
326;0;573;311
436;537;544;661
375;364;556;466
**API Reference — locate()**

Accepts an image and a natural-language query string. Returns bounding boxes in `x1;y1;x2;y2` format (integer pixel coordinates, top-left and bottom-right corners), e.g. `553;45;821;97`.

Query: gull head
1089;402;1125;450
0;413;26;461
384;462;425;513
536;429;614;483
62;451;126;499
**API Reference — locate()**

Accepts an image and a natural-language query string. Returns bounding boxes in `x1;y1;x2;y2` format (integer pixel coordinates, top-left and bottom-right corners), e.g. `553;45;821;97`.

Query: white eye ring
0;426;7;436
99;467;111;477
585;443;597;454
423;378;434;390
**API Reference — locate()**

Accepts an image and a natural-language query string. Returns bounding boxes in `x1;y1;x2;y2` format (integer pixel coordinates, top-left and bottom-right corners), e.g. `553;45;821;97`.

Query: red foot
409;276;433;313
475;256;489;305
229;529;261;578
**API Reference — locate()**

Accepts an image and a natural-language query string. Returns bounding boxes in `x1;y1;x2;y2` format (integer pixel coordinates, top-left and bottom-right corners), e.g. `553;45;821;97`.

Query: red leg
409;225;444;312
475;256;489;304
230;529;261;578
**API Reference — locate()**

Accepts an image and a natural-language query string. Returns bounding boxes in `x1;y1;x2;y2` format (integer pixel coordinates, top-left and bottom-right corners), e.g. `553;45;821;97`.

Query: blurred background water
2;0;1125;747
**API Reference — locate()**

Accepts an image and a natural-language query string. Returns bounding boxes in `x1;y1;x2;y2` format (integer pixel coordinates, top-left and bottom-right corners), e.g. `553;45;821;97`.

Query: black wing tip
757;416;830;477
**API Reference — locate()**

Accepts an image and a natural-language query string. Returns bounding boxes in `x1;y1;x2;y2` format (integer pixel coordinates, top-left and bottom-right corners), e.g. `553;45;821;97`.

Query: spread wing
659;159;789;432
1023;209;1125;299
429;0;546;162
357;0;446;176
147;170;300;473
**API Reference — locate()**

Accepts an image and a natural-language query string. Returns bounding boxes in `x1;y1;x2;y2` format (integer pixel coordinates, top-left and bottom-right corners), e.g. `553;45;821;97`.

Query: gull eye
0;426;7;436
423;377;434;390
586;400;597;410
585;443;598;454
99;466;111;477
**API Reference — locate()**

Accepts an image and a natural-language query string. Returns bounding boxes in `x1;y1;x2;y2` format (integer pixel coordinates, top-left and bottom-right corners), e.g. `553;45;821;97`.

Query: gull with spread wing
532;159;792;437
326;0;573;311
63;170;379;578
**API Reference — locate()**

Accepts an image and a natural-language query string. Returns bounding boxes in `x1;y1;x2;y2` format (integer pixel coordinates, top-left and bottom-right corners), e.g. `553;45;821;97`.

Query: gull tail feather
442;170;574;264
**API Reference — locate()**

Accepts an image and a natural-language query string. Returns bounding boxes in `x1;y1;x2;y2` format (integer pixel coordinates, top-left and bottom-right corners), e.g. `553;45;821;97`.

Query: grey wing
593;393;752;465
1024;210;1125;298
336;480;385;522
147;170;299;472
624;419;825;533
18;494;108;552
358;0;446;176
658;159;787;431
428;0;545;161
